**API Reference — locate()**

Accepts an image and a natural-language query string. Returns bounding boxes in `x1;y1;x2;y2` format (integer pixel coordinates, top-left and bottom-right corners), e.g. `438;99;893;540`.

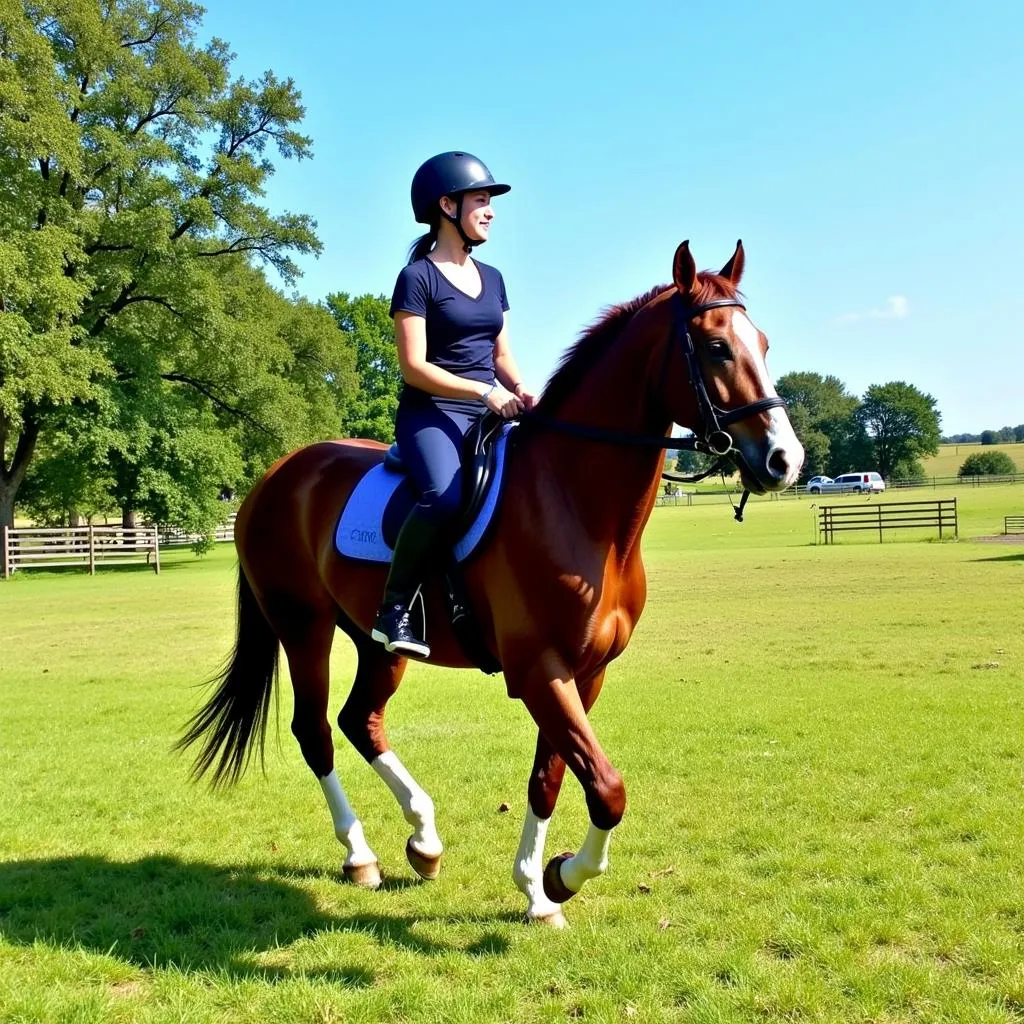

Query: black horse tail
176;566;279;787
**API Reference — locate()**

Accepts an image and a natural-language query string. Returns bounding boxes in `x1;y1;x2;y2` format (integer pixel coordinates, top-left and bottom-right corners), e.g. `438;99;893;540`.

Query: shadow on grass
0;855;511;976
969;552;1024;563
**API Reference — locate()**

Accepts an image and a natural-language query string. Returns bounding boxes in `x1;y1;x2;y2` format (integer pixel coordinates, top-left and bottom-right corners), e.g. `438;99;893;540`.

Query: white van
807;472;885;495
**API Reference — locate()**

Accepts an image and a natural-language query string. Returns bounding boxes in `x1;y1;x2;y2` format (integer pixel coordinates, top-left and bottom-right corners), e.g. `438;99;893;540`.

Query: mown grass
1;488;1022;1023
922;443;1022;477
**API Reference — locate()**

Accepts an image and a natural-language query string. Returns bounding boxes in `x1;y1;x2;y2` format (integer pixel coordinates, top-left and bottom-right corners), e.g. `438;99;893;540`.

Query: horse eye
708;340;732;360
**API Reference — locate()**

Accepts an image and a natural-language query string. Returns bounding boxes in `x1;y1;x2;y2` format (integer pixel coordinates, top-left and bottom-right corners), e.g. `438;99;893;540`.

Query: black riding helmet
411;151;510;251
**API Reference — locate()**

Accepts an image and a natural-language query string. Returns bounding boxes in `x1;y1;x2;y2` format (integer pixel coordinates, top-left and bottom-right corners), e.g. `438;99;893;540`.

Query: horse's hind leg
274;603;381;887
337;624;444;880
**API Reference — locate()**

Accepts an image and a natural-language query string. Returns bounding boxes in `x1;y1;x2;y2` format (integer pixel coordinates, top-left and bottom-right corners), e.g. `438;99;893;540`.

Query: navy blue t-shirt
390;257;509;413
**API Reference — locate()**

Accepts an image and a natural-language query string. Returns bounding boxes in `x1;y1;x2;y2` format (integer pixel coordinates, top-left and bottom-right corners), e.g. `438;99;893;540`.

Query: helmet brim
454;181;511;199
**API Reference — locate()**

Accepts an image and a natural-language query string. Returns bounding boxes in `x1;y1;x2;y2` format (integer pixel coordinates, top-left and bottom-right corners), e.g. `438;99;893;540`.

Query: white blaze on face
730;311;804;487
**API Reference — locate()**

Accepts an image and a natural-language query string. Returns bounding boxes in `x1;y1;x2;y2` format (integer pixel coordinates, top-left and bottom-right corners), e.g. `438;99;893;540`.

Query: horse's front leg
515;660;623;913
514;668;607;926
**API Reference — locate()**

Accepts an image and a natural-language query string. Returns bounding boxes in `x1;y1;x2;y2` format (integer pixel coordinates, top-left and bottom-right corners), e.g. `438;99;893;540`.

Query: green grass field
1;487;1023;1023
922;443;1023;478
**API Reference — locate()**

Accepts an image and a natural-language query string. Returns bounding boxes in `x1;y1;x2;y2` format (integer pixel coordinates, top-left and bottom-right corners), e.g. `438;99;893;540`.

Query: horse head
657;240;804;494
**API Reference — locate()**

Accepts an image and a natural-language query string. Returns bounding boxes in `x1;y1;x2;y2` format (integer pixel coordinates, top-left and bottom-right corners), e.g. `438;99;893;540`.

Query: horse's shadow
0;855;512;977
970;551;1024;563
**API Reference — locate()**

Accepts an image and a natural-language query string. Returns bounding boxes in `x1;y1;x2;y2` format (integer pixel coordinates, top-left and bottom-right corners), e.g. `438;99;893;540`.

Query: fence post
1;525;8;579
954;497;958;538
153;526;160;574
878;503;883;543
88;525;95;575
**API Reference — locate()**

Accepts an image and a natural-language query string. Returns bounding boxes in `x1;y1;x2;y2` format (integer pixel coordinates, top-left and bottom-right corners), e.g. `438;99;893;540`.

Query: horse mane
535;271;741;415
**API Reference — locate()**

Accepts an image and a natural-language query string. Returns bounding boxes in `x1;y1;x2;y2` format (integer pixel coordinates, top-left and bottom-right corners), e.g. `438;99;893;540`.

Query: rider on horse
372;151;537;659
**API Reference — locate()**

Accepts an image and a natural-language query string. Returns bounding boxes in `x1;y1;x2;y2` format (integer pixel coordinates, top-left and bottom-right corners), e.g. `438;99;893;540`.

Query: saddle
380;413;507;549
334;414;512;674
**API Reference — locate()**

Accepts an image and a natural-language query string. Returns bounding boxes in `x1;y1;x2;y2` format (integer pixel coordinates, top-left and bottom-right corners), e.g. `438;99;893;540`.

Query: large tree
19;258;357;531
775;372;864;479
0;0;322;527
325;292;401;442
856;381;941;481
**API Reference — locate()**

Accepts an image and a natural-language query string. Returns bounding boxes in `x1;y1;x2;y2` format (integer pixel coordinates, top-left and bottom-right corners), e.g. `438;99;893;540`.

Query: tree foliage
775;372;864;480
325;292;400;442
0;0;340;529
959;451;1018;477
856;382;941;481
672;447;716;476
20;258;357;530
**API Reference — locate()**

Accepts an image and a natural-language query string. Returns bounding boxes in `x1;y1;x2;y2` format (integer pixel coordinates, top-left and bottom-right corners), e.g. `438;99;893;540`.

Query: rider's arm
394;312;492;400
493;314;535;410
493;315;523;394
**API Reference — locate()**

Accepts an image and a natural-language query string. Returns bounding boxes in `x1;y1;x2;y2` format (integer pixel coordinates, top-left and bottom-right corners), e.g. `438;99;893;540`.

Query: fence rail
651;472;1021;508
2;525;160;577
887;472;1021;491
817;498;958;545
159;515;236;547
1005;515;1024;535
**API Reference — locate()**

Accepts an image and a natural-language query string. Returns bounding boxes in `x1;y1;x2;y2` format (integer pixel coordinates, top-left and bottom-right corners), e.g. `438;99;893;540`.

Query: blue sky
200;0;1023;434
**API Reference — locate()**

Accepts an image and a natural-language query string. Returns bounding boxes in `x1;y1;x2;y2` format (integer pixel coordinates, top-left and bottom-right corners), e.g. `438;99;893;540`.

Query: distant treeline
942;426;1024;444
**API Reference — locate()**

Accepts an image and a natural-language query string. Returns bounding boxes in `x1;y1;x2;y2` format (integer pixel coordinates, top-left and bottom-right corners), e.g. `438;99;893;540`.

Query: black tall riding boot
371;508;441;658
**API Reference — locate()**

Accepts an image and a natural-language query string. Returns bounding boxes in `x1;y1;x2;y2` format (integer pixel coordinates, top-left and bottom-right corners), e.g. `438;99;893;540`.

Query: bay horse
179;240;804;927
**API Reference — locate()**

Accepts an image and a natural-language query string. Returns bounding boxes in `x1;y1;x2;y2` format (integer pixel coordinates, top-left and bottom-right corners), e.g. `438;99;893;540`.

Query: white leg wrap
372;751;443;857
513;807;564;921
319;771;377;868
560;822;612;892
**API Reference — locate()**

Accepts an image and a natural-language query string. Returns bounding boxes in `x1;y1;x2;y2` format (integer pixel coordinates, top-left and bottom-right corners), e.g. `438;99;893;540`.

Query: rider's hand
483;383;524;419
513;384;537;411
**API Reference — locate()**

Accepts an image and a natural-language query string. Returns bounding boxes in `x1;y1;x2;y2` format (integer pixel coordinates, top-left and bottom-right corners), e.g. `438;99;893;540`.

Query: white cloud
836;295;910;325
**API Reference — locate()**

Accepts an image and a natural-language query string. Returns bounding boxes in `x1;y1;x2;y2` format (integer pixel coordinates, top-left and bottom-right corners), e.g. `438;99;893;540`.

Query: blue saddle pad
334;424;513;564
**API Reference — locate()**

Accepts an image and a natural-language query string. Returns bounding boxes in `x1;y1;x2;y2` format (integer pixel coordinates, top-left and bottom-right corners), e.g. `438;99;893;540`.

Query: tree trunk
122;506;138;529
70;510;84;527
0;484;14;530
0;411;40;529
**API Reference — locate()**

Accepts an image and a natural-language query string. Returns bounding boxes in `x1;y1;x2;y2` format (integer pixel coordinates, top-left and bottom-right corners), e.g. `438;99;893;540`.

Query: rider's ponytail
407;222;438;264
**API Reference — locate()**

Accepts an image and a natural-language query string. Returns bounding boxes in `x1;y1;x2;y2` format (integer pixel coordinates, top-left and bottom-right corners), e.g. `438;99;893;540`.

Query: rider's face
440;190;493;241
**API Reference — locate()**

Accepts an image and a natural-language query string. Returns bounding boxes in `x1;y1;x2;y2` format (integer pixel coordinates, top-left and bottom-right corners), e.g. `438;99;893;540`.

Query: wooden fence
1005;515;1024;535
818;498;958;544
159;514;236;548
2;525;160;577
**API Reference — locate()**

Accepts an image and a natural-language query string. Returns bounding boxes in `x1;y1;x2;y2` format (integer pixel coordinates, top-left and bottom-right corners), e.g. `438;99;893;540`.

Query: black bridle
667;294;788;460
520;292;789;520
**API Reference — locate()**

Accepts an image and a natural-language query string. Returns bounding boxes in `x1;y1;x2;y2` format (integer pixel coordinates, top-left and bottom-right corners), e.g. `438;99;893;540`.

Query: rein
518;294;788;522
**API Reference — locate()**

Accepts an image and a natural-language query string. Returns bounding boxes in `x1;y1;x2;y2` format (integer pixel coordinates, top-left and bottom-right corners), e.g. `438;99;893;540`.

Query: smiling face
439;189;493;242
669;241;805;493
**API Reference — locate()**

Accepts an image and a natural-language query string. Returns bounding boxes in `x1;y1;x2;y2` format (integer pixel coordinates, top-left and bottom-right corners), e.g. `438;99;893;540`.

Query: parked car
807;472;885;495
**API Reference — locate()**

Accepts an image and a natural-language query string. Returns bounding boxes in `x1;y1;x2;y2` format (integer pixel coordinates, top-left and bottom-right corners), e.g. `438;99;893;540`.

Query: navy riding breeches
394;402;482;528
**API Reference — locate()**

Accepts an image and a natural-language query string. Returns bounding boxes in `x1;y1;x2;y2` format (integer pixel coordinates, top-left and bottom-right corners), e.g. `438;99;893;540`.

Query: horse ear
719;239;745;285
673;241;697;299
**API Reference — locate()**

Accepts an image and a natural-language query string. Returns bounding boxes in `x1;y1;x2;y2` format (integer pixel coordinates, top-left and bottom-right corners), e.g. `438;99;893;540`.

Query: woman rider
372;151;536;659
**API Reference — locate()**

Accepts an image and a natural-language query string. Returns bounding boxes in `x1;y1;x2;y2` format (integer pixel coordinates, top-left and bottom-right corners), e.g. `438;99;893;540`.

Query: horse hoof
406;838;442;880
542;852;578;904
527;909;568;929
343;860;382;889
